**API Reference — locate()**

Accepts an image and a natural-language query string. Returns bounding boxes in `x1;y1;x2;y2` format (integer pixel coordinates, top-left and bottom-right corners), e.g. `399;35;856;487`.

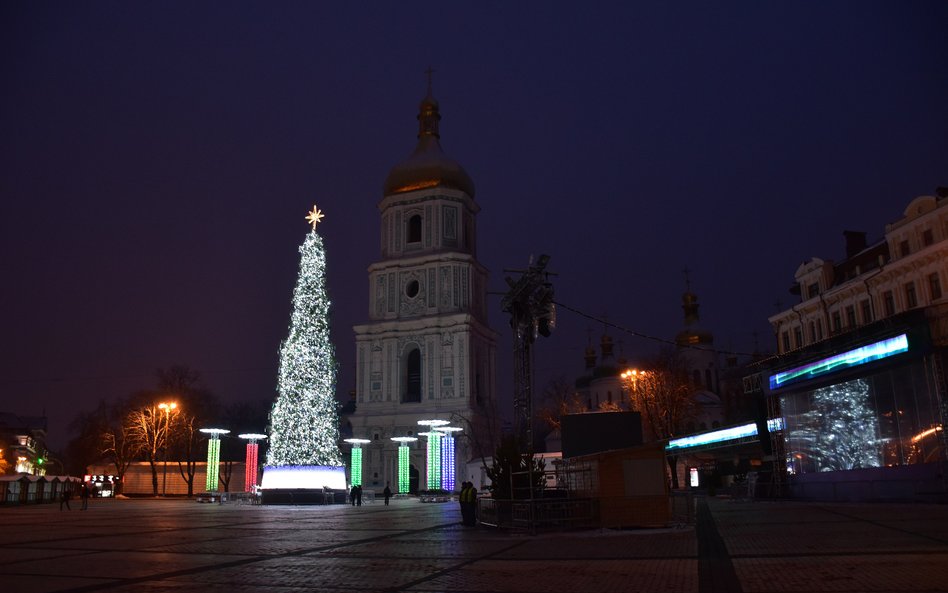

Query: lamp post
238;433;267;492
434;426;462;491
390;436;418;494
343;438;371;488
158;402;178;496
418;420;449;491
620;369;645;409
199;428;230;493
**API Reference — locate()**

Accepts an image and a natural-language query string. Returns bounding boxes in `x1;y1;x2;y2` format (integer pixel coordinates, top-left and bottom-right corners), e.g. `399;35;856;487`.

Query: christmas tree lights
266;207;344;469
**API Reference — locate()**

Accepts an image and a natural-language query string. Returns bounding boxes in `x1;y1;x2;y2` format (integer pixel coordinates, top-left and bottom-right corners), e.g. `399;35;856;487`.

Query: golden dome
383;89;475;198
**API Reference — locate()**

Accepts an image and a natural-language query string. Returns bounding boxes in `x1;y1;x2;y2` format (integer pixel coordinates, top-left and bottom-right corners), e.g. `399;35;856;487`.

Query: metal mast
501;255;555;451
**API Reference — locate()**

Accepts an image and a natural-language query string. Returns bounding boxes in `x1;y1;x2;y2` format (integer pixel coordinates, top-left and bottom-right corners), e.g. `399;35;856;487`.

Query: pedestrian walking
79;482;90;510
383;483;392;505
60;487;72;511
355;484;363;506
350;485;357;506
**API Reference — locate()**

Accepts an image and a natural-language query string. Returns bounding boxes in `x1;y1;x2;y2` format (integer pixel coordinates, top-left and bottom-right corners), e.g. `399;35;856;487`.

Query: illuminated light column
418;420;449;490
435;426;462;492
390;437;417;494
200;429;230;492
239;433;267;492
343;438;371;487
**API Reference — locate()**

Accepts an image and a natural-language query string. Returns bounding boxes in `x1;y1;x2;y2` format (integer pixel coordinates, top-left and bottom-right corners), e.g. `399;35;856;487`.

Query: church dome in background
383;86;476;198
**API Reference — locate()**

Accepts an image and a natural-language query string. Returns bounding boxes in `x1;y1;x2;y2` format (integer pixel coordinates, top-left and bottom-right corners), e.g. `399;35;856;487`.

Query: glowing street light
238;433;267;492
199;428;230;492
390;436;418;494
158;402;178;496
434;426;462;491
418;420;449;490
343;438;371;487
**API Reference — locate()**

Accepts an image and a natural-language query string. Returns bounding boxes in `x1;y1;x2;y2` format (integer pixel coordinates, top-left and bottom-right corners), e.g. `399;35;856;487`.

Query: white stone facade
770;195;948;353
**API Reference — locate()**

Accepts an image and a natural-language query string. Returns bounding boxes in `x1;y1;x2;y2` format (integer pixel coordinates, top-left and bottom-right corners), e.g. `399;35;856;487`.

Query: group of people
60;482;94;511
458;481;478;526
349;484;363;506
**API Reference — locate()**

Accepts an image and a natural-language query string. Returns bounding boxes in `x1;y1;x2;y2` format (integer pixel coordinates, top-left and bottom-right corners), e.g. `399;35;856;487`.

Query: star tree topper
305;205;325;230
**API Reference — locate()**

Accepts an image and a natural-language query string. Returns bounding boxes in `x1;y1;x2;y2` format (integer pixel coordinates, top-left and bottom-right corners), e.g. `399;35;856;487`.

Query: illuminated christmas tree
266;206;343;468
810;378;881;471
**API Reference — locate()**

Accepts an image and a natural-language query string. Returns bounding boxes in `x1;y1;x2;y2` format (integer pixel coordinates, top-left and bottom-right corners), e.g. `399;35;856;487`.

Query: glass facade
780;360;943;475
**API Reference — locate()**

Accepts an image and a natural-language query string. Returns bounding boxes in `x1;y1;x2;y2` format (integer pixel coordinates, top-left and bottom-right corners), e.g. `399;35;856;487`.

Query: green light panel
398;445;410;494
426;433;442;490
350;447;363;487
769;333;908;390
205;438;220;491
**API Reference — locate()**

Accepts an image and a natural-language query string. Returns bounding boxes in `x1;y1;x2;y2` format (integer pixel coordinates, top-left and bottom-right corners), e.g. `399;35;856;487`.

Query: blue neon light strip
666;418;784;451
769;333;909;390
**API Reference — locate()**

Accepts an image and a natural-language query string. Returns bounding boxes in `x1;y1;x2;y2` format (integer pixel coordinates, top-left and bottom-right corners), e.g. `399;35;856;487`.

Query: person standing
350;485;357;506
79;482;90;510
60;487;71;511
458;482;472;526
383;483;392;506
355;484;363;506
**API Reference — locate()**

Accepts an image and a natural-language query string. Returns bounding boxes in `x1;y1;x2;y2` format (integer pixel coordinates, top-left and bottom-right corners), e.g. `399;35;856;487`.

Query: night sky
3;3;947;452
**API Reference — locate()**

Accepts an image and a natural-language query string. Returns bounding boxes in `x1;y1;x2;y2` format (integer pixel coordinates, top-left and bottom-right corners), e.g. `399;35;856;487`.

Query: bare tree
125;402;173;496
624;348;699;488
536;375;586;432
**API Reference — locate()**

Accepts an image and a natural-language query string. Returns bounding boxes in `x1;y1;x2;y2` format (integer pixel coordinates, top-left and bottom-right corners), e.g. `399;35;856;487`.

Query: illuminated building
757;191;948;501
350;79;498;491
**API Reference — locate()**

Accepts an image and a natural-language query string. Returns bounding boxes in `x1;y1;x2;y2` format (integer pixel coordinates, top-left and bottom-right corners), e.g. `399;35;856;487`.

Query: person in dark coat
355;484;363;506
383;483;392;505
60;487;71;511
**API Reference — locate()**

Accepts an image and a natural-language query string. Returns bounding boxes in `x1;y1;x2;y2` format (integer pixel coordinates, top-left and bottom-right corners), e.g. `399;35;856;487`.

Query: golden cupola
383;84;476;198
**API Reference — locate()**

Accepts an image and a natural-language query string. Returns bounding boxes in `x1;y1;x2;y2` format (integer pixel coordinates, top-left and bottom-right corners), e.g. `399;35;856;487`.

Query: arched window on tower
403;348;422;403
407;214;422;244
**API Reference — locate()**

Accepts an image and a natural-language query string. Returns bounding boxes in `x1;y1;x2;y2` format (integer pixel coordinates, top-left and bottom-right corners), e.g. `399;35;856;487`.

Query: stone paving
1;495;946;593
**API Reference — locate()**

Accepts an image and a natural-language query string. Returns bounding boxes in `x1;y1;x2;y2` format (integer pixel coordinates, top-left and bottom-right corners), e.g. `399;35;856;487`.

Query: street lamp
620;369;646;408
158;402;178;496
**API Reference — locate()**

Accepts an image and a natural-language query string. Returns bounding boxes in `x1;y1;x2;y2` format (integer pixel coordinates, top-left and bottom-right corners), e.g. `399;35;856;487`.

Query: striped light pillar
390;436;418;494
199;428;230;492
238;433;267;492
418;420;449;491
343;438;371;487
435;426;462;492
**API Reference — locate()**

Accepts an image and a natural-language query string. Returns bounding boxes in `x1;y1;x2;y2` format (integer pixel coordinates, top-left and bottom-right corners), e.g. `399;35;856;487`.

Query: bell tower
351;81;497;492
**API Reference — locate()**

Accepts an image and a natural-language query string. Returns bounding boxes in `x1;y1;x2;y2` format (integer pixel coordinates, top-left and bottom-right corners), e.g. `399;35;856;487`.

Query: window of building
407;214;422;244
905;282;918;309
883;291;895;316
845;305;856;328
809;321;817;342
923;229;934;247
808;283;819;299
403;348;422;402
831;311;841;333
899;240;910;257
793;327;803;348
930;273;942;301
782;331;790;352
860;300;872;324
816;319;823;340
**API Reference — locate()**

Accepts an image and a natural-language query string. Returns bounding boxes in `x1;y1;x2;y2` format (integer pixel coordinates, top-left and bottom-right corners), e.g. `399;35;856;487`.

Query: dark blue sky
3;2;947;451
